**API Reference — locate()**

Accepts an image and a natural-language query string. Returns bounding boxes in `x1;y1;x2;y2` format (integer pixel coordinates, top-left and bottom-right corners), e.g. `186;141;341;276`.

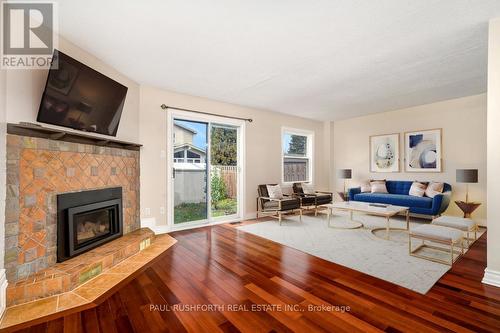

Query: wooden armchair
292;183;333;216
256;184;302;225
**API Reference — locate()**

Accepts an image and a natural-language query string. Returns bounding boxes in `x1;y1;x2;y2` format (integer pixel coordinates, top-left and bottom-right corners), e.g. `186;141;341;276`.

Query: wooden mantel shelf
7;123;142;151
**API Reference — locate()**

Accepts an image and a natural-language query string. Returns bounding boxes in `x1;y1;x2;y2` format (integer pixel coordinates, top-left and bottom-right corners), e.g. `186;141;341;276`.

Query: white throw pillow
370;180;388;193
425;182;444;198
266;185;283;199
409;181;427;197
302;183;316;195
360;181;371;193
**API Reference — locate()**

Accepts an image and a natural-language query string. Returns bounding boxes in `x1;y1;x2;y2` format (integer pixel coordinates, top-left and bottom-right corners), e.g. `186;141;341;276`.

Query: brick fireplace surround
4;134;140;282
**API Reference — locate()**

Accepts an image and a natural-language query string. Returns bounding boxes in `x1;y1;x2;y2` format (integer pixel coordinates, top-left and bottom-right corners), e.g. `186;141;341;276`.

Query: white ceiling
56;0;500;120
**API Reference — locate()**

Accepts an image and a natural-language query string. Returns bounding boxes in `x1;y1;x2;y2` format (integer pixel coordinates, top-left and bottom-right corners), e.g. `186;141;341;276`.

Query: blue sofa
348;180;451;218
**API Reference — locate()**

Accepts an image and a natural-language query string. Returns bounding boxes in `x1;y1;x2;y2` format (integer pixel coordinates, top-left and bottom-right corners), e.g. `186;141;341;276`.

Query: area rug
238;213;483;294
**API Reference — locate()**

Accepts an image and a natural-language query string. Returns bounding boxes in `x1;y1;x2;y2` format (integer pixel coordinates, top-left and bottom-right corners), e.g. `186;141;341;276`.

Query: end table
455;201;481;218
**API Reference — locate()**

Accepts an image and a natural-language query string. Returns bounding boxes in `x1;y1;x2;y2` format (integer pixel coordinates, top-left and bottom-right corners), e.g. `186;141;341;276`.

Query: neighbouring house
173;122;207;204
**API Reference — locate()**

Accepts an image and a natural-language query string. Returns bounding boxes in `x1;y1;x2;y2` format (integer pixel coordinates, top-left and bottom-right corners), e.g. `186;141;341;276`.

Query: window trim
281;127;314;184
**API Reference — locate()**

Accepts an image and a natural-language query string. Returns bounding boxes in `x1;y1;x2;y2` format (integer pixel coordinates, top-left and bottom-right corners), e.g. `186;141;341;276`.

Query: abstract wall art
370;133;400;172
404;129;442;172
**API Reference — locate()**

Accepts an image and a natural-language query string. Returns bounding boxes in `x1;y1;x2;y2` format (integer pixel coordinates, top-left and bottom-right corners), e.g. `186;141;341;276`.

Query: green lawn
212;198;237;217
174;199;237;224
174;202;207;224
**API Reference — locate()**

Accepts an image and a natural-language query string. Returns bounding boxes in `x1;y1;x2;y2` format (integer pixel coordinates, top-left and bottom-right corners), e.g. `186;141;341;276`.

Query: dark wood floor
9;222;500;333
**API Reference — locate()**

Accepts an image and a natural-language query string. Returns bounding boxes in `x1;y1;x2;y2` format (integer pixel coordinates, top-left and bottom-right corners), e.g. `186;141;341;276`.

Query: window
282;128;313;183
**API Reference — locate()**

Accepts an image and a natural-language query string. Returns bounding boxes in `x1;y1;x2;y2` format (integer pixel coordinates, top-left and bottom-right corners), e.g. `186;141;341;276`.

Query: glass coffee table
324;202;410;240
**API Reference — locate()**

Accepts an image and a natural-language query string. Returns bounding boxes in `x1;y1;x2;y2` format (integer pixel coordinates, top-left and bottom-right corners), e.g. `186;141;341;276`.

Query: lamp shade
456;169;478;183
337;169;352;179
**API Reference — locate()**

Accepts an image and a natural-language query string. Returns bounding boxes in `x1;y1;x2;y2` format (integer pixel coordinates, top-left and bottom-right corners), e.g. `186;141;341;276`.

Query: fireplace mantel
7;123;142;151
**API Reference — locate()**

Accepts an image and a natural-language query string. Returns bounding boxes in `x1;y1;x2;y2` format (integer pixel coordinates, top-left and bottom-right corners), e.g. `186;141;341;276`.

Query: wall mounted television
37;50;128;137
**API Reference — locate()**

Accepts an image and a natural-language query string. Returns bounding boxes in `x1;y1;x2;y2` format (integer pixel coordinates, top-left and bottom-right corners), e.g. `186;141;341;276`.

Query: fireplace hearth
57;187;123;262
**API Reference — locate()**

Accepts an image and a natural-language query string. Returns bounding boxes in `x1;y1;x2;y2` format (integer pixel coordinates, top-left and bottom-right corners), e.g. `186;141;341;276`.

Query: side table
455;201;481;218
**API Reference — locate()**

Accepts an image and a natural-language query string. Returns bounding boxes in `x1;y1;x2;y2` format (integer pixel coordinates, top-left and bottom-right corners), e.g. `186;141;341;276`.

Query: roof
174;123;197;134
174;143;206;156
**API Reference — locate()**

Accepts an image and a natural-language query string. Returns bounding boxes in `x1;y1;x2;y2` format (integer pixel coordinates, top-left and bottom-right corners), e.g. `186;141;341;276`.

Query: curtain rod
160;104;253;122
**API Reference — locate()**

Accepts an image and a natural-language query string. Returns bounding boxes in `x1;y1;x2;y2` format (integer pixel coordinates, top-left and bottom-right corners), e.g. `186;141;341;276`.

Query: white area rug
238;213;482;294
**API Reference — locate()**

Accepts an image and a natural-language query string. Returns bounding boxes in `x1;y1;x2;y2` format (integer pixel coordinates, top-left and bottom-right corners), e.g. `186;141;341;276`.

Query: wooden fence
283;158;308;182
212;165;238;199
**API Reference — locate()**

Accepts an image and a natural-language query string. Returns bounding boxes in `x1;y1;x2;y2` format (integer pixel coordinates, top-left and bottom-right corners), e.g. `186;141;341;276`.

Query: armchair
292;183;333;216
256;184;302;225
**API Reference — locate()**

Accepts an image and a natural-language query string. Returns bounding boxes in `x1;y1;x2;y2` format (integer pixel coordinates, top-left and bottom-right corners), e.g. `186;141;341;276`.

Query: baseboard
482;268;500;288
150;224;171;235
0;268;8;316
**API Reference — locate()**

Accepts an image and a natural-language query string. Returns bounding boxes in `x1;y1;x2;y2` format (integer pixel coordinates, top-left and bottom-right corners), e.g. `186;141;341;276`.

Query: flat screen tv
37;50;128;136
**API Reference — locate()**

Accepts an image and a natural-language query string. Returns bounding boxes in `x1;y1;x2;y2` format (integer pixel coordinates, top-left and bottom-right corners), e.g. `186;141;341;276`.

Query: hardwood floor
8;222;500;333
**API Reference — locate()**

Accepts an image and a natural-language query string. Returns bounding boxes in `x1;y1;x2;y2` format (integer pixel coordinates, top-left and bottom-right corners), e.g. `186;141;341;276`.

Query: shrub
211;174;227;208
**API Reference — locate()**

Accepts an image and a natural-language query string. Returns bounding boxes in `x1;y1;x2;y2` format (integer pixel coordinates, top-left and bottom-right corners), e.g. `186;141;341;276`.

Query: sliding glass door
210;124;239;219
169;113;243;229
172;119;209;225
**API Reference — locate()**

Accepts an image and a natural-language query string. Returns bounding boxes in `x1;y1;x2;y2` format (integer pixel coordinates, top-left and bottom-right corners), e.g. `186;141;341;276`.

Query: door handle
172;168;176;178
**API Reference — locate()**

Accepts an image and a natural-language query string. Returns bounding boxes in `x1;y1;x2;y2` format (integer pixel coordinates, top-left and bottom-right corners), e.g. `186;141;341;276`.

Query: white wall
4;36;140;143
333;94;487;225
139;85;329;226
484;18;500;286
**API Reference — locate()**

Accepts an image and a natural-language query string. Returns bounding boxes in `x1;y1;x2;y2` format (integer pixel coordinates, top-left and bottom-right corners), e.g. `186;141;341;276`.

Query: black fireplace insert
57;187;123;262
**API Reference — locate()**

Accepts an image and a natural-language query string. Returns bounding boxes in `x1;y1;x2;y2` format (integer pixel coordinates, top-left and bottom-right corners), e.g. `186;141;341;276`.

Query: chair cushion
263;198;300;211
315;194;332;205
411;224;463;242
300;196;316;205
267;185;283;199
302;183;315;195
432;216;476;231
353;193;432;208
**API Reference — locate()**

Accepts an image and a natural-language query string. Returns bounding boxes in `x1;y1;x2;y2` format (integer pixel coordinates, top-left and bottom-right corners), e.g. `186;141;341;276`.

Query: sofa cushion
425;182;444;198
385;180;413;195
353;192;433;209
409;181;427;197
370;180;388;193
360;180;371;193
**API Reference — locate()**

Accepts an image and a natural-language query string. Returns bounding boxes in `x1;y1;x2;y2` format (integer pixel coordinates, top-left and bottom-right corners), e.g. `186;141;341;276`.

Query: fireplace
57;187;123;262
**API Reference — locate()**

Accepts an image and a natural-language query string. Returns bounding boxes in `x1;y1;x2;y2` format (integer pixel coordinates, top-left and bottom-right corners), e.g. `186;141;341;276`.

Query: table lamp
456;169;478;203
337;169;352;200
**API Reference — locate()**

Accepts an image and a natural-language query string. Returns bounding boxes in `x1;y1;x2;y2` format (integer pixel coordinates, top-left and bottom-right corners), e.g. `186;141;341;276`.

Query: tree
287;135;307;156
211;127;237;166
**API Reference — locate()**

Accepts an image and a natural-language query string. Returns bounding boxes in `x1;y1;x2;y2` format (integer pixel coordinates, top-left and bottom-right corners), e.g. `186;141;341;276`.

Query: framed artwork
404;129;442;172
369;133;400;172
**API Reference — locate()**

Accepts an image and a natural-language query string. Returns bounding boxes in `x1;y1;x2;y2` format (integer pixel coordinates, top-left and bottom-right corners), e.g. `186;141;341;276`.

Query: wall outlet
144;207;151;216
160;206;165;215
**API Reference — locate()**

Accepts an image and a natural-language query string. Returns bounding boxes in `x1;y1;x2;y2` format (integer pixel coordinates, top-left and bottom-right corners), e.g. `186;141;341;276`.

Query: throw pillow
409;181;427;197
425;182;444;198
302;183;316;195
360;180;371;193
266;184;283;199
370;180;388;193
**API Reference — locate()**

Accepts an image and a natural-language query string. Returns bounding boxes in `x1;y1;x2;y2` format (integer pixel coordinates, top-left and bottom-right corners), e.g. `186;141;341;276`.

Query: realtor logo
1;1;58;69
